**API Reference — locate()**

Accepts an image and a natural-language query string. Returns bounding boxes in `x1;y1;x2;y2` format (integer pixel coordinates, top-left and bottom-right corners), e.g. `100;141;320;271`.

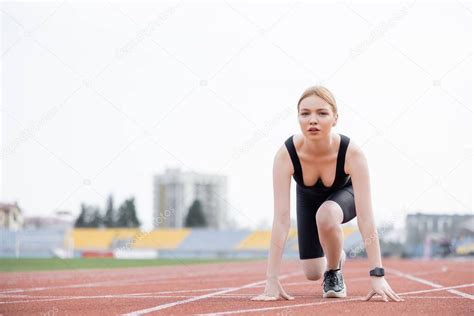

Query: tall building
153;168;228;229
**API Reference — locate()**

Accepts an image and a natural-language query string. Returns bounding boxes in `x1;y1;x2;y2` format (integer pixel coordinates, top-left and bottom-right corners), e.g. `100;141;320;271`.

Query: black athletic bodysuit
284;133;357;260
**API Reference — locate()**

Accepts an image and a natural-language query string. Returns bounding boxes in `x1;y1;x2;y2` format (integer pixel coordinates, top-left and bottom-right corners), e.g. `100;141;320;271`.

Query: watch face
370;268;384;276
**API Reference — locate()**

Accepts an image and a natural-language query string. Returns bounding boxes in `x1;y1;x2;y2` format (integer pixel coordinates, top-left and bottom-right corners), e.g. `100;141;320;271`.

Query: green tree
103;194;116;227
74;203;87;227
89;206;102;228
116;197;140;227
74;203;102;227
184;199;207;227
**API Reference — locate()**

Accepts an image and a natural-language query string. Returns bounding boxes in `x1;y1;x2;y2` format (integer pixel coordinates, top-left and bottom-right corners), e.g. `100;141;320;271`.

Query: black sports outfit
284;133;357;260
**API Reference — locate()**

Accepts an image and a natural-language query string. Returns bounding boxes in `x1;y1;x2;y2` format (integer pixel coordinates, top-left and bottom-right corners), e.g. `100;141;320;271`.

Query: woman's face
298;95;337;138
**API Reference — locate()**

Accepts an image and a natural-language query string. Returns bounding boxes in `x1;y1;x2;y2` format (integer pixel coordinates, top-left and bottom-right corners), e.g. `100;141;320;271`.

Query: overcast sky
1;0;472;230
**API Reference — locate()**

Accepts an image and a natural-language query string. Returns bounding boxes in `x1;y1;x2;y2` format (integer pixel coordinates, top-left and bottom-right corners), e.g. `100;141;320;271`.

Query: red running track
0;258;473;315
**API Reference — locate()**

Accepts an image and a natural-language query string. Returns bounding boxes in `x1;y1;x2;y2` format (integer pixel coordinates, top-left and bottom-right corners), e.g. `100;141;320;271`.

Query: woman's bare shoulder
345;137;366;174
292;133;303;147
274;140;294;176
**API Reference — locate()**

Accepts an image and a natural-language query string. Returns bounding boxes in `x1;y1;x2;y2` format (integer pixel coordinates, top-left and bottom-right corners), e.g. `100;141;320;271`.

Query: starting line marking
121;271;303;316
385;268;474;300
194;283;474;315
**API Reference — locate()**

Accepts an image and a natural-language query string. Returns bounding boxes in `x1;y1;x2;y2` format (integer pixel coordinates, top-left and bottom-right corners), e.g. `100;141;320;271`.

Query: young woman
251;86;403;302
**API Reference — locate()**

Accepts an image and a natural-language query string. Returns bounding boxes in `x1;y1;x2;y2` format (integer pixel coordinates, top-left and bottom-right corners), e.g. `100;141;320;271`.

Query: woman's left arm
347;145;404;302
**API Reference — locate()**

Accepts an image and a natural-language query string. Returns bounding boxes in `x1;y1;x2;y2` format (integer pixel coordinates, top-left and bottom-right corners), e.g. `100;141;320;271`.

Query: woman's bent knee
301;257;326;281
305;271;323;281
316;201;343;227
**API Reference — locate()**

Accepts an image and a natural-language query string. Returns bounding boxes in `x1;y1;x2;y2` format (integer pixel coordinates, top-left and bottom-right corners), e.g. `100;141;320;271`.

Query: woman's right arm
250;145;294;301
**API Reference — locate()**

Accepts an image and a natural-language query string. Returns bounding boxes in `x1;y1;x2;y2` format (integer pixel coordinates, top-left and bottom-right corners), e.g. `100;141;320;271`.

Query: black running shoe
322;269;346;298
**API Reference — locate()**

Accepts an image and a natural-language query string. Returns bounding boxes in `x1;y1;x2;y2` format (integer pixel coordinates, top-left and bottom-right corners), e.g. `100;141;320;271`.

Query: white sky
1;0;472;231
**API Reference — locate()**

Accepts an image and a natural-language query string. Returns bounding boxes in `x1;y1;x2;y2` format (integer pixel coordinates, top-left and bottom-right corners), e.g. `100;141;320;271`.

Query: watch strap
369;267;385;277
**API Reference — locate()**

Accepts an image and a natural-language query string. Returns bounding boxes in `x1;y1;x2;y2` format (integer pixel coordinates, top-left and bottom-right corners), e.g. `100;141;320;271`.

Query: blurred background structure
153;167;228;229
1;205;473;259
0;0;472;264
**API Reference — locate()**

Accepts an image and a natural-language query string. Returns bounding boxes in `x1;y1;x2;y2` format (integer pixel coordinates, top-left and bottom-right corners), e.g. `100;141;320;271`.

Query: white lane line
402;296;468;299
2;283;472;304
0;287;231;301
0;271;263;295
197;297;364;315
398;283;474;296
0;287;234;304
195;283;474;315
126;287;231;295
0;294;254;303
0;292;242;305
121;271;303;316
2;283;471;313
0;271;246;294
0;294;179;305
385;267;474;300
3;269;464;305
0;277;168;294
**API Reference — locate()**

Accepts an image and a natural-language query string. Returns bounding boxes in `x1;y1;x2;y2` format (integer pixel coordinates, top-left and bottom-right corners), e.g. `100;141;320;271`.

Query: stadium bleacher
0;227;362;259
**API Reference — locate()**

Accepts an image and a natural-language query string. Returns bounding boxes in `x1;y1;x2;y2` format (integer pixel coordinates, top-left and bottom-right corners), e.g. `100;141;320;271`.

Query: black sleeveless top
284;133;352;195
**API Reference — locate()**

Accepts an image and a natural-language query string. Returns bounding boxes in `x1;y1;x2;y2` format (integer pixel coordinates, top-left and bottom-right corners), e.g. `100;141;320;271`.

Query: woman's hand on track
250;277;294;301
364;277;404;302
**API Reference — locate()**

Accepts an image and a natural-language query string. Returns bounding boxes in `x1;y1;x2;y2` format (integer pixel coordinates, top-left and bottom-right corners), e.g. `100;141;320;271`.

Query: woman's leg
315;200;344;270
301;256;326;280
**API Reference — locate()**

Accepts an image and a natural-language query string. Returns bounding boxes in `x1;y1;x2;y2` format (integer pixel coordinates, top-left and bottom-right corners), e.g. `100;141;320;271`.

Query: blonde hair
297;85;338;115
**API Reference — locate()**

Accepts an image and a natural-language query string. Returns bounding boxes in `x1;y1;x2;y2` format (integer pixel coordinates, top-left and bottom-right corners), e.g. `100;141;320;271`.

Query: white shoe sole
323;282;347;298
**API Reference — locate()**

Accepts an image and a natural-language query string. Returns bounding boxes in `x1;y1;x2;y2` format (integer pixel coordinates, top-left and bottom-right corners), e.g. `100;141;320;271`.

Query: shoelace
321;255;343;287
321;269;340;287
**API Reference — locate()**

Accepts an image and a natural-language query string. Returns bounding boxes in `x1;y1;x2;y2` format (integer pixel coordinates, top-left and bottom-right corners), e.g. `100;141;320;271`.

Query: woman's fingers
364;290;376;301
262;296;278;301
250;295;262;301
392;289;404;301
387;287;404;302
280;290;294;300
250;294;278;301
250;294;265;301
278;284;294;300
250;290;294;301
385;289;397;301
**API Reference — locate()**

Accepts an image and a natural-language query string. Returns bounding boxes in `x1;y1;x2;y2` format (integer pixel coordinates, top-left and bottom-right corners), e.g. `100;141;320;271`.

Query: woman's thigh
325;185;357;224
296;199;324;259
296;185;356;260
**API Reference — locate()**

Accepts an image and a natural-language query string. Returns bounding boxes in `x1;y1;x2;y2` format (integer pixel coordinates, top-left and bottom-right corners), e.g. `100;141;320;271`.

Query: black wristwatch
369;267;385;277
